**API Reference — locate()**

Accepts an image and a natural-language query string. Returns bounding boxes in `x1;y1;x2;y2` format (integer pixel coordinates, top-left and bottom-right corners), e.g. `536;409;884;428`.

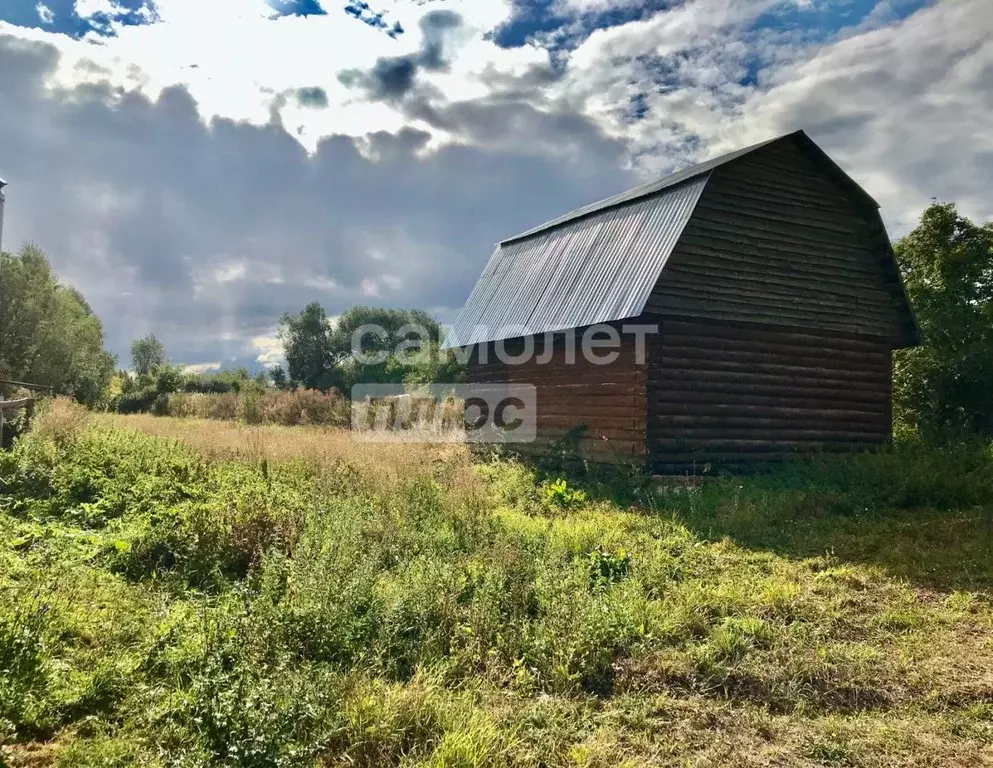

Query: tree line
2;202;992;441
111;304;463;414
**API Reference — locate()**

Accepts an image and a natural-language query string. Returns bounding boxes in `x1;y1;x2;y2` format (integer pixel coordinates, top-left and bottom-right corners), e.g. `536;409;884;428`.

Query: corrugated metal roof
446;175;707;348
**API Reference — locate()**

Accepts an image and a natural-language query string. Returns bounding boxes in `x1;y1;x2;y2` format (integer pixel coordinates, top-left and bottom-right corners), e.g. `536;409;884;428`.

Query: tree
893;202;993;439
0;244;115;405
331;306;444;387
278;302;337;390
278;303;448;391
268;365;289;389
403;342;466;388
131;334;166;376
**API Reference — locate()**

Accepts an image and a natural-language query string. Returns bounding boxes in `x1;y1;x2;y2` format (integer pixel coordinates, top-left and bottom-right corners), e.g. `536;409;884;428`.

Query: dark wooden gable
645;135;918;347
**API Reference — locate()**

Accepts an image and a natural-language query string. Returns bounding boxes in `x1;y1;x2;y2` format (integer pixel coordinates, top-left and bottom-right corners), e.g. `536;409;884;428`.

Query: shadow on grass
521;441;993;594
671;493;993;593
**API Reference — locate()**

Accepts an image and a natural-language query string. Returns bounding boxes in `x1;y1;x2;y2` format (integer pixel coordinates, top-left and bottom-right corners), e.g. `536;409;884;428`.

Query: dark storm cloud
336;9;601;163
419;10;462;68
296;86;329;108
338;10;464;102
0;34;634;368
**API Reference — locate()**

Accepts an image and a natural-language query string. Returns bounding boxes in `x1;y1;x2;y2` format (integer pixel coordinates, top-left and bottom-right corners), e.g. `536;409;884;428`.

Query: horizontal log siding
647;319;892;473
467;336;648;464
646;141;906;341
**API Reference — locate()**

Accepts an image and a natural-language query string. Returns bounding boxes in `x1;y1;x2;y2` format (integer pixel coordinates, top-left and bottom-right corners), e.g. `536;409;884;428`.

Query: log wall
466;333;647;463
647;318;892;473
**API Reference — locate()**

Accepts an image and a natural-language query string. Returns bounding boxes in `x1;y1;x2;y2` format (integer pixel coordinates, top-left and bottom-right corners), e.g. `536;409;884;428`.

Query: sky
0;0;990;372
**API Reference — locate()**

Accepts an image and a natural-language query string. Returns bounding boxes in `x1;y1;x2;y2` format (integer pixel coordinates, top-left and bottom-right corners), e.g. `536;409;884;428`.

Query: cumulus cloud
733;0;993;231
550;0;992;230
0;0;990;372
252;335;285;367
183;362;222;374
35;3;55;25
0;33;632;368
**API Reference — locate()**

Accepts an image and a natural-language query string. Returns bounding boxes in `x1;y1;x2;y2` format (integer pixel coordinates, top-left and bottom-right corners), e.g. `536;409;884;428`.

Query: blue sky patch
0;0;157;39
266;0;327;18
344;1;404;38
490;0;936;54
753;0;934;45
491;0;682;51
0;0;408;38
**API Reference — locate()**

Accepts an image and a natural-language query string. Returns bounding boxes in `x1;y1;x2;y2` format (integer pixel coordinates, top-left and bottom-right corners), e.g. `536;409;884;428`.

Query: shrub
542;478;587;510
116;388;157;415
239;388;265;425
588;548;631;589
111;460;311;588
260;388;349;427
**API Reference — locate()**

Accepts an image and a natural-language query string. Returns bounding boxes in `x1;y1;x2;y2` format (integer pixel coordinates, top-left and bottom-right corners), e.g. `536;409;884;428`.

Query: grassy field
1;402;993;767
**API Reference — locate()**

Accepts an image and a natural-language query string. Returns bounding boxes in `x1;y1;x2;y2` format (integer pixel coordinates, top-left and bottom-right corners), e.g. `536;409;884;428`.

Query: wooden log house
445;130;920;472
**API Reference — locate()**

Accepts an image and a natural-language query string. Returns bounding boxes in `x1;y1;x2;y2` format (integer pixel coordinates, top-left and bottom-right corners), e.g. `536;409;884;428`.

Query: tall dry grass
163;388;351;427
93;413;477;494
23;397;91;444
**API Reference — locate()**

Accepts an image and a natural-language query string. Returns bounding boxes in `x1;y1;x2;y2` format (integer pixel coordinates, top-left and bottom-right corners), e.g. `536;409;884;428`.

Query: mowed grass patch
0;402;991;766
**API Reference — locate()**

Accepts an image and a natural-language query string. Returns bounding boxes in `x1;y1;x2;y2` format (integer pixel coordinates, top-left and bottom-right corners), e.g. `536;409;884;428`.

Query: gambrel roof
446;130;919;349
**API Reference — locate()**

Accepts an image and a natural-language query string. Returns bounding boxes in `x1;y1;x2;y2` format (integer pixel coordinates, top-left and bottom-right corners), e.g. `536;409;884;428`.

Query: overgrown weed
1;414;992;765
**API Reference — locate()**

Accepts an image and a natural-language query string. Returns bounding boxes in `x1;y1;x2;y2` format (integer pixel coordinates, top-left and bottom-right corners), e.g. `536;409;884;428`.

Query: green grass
1;404;992;766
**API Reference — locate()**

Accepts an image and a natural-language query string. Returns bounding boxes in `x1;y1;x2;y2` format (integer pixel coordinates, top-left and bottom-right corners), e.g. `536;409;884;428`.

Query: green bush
115;388;158;415
542;478;587;510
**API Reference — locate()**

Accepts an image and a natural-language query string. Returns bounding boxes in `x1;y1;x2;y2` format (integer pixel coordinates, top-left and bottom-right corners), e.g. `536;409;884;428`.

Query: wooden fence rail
0;398;36;413
0;378;53;393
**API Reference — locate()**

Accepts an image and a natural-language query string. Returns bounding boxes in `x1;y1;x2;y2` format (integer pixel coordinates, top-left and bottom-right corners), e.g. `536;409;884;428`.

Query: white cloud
716;0;993;230
251;334;285;367
552;0;641;13
381;274;402;292
183;361;222;374
213;262;248;284
532;0;993;232
4;0;523;151
35;3;54;25
303;276;342;292
359;277;382;298
74;0;119;18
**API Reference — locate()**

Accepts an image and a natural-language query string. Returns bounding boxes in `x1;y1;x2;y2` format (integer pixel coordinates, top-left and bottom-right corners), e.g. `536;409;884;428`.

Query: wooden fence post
0;397;36;448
